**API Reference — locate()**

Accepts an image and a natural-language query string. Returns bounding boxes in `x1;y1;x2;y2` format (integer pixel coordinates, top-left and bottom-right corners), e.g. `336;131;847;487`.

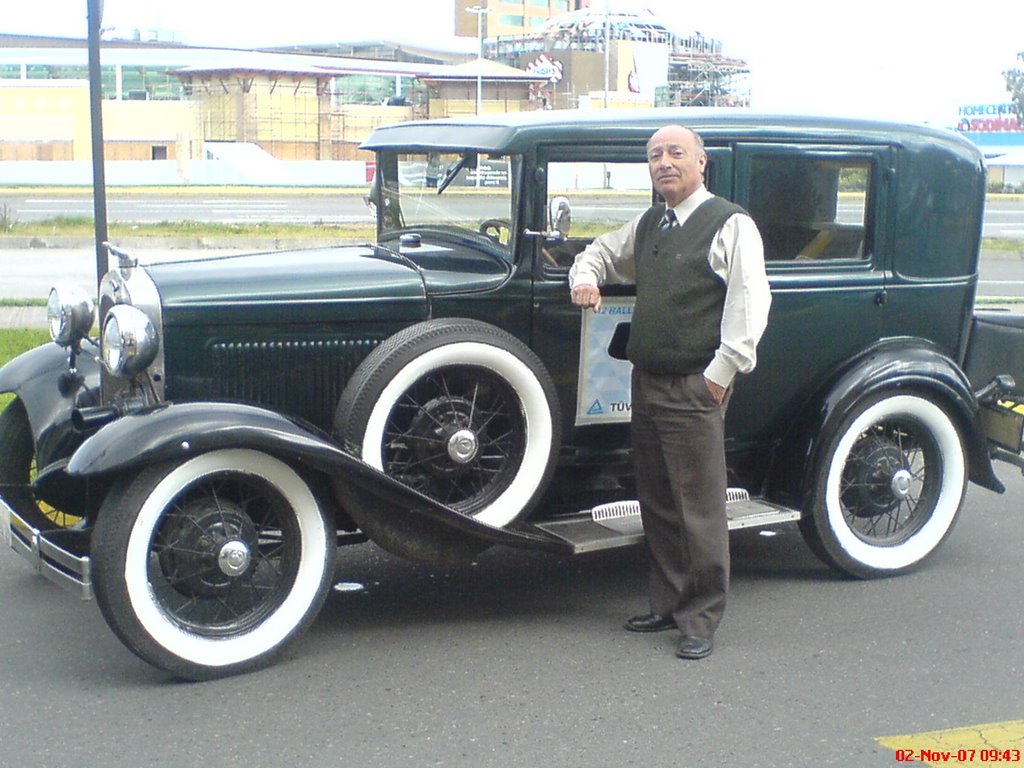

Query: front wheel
91;449;334;680
800;392;968;579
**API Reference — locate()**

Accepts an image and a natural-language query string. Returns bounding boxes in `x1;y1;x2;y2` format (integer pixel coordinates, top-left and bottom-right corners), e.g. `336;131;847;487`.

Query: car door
727;143;893;449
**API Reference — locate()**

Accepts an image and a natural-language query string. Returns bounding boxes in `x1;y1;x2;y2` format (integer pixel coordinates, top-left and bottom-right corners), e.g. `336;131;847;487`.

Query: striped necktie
659;208;678;230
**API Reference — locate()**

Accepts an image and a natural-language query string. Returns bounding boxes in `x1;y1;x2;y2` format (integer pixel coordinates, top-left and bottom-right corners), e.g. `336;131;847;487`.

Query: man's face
647;126;707;208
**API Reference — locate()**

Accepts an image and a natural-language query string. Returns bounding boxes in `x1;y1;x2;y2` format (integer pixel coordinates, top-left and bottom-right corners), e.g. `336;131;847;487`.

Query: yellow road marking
878;720;1024;765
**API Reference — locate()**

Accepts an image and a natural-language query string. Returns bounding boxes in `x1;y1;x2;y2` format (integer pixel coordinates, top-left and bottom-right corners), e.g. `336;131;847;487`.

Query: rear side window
743;153;874;263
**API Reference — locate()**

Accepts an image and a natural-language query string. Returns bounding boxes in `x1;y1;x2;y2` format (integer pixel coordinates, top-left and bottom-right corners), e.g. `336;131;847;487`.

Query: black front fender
67;401;570;559
0;343;101;469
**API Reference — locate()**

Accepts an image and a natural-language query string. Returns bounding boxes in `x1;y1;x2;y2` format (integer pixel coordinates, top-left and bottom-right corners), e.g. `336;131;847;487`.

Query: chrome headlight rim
47;284;95;348
101;304;159;378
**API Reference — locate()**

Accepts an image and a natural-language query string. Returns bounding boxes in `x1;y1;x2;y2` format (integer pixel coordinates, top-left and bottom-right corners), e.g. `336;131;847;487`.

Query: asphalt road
4;192;1024;239
2;465;1023;768
984;198;1024;240
978;257;1024;299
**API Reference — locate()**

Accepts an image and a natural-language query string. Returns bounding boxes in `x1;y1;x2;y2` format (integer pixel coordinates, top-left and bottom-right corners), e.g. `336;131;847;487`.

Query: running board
534;489;801;555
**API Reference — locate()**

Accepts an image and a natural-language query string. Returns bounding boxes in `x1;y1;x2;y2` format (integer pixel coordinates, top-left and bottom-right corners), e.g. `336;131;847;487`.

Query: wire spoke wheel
802;393;966;578
382;365;525;512
92;449;333;680
335;319;560;532
838;419;939;545
147;471;301;636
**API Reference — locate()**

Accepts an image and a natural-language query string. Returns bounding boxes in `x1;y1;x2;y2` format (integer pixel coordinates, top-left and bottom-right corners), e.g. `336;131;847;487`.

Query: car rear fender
773;338;1003;504
66;401;571;561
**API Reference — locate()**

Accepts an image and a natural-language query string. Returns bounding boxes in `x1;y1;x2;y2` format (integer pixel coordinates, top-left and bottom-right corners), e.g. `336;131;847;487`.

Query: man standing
569;125;771;659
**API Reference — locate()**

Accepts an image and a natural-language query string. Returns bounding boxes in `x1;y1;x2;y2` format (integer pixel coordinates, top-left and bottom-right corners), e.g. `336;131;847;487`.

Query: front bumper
1;497;93;600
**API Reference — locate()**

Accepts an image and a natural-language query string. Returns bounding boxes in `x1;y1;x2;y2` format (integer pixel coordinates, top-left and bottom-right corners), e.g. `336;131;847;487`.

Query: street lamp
465;5;490;116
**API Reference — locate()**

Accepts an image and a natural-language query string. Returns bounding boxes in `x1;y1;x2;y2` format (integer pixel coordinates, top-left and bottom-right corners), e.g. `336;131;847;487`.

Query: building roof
174;52;436;79
266;38;476;63
421;59;550;82
0;34;538;84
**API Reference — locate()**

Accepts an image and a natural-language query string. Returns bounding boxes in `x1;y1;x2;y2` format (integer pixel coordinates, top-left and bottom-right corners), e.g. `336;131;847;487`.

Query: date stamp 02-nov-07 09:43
893;748;1022;764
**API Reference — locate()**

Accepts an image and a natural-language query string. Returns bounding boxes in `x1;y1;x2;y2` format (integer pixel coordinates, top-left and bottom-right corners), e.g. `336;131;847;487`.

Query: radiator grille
210;338;379;430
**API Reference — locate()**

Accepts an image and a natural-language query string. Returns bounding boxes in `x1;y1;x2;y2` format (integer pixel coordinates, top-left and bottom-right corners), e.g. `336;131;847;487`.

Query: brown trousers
631;368;729;639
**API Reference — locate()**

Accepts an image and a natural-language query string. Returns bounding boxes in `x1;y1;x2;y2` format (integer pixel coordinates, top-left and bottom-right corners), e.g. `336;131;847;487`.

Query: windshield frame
371;149;522;260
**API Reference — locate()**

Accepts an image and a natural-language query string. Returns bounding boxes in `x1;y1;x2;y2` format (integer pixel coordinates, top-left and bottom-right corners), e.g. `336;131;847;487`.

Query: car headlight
47;284;95;347
101;305;159;378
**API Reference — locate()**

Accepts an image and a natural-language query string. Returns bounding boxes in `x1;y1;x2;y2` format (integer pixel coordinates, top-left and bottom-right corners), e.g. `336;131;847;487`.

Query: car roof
361;108;980;161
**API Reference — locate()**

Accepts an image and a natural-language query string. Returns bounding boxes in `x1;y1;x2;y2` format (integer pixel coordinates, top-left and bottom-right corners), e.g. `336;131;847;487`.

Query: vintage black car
4;109;1024;679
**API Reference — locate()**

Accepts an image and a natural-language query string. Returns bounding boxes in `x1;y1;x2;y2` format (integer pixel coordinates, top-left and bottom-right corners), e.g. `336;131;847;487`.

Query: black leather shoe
676;635;713;659
624;613;676;633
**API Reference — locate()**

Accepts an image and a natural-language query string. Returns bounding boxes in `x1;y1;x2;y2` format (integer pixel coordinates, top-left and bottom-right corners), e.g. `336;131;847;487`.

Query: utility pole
466;4;490;188
603;11;610;108
86;0;108;289
466;4;490;117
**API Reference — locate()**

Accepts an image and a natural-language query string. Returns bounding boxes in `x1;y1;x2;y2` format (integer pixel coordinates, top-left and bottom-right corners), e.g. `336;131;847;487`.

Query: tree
1006;51;1024;122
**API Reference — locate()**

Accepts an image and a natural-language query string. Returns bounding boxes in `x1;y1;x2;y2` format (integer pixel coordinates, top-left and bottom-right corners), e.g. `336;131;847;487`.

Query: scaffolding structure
179;62;443;161
489;8;749;108
665;39;749;107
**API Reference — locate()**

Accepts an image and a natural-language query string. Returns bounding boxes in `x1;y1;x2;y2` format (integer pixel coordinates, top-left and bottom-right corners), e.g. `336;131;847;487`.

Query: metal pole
465;5;491;117
469;6;486;116
476;11;482;188
466;5;489;188
87;0;108;289
477;11;483;115
603;13;610;108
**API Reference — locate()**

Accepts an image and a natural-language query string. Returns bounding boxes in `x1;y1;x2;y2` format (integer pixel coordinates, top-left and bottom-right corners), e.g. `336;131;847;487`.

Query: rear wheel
335;319;561;530
800;392;967;578
91;449;334;680
0;399;82;530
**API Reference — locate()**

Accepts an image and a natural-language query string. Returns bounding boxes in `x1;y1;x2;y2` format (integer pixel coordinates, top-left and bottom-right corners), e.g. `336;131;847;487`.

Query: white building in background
957;103;1024;189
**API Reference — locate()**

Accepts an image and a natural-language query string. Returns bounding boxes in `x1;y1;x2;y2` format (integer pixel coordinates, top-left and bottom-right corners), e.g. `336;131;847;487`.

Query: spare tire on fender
333;318;562;535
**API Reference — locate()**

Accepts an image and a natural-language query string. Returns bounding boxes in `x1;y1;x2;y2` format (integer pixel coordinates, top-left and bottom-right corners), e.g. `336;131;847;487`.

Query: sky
4;0;1022;127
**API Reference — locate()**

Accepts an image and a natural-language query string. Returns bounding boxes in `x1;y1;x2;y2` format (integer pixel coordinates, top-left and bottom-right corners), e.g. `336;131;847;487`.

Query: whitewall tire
92;449;334;680
801;393;967;578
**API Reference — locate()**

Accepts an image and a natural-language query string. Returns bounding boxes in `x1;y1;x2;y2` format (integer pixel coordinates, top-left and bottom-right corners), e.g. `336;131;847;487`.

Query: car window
540;160;652;269
376;151;516;254
746;155;872;262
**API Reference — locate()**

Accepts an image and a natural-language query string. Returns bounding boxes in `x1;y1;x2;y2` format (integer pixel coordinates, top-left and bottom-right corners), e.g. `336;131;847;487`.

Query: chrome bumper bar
1;497;93;600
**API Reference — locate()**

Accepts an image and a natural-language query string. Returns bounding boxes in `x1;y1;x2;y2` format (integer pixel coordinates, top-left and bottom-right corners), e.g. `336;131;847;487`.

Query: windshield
374;151;517;253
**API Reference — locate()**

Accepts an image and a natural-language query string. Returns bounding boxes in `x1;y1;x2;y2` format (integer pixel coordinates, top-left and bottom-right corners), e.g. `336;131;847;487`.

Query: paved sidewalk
0;305;46;329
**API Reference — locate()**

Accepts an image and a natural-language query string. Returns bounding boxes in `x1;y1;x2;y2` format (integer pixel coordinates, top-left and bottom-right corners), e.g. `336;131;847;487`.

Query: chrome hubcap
447;429;479;464
890;468;913;500
217;540;252;577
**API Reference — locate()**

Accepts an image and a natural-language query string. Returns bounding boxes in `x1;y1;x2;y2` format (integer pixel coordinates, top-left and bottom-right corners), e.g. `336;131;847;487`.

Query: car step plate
535;489;801;555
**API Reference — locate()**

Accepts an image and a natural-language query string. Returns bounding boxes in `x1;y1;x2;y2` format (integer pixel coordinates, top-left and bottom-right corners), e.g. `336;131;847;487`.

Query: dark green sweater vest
626;196;745;374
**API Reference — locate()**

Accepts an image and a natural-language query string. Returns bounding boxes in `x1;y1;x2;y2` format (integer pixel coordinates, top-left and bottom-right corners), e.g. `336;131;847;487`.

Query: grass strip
2;216;374;241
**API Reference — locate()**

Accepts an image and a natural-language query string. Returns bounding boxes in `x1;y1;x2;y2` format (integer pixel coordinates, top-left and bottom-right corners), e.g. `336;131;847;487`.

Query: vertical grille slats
210;338;379;430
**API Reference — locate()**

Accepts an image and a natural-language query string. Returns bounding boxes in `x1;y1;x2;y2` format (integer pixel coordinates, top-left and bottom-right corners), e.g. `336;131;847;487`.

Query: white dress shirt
568;186;772;388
